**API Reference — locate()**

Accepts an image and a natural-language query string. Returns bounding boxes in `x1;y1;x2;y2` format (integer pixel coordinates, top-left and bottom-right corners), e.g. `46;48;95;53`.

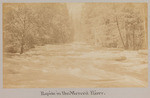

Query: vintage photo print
2;3;148;88
0;0;150;98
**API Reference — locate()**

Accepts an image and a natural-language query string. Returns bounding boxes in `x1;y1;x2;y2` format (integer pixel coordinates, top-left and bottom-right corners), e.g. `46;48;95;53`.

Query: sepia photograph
3;3;148;88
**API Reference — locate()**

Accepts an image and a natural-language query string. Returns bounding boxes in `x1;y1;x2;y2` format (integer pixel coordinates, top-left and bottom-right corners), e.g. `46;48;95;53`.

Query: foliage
81;3;147;50
3;3;73;54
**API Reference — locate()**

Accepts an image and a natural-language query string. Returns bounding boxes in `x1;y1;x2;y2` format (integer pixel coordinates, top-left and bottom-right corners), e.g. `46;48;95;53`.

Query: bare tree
4;5;35;54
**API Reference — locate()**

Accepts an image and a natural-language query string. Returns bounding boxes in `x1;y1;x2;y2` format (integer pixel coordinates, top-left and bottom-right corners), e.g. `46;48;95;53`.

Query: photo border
0;0;149;98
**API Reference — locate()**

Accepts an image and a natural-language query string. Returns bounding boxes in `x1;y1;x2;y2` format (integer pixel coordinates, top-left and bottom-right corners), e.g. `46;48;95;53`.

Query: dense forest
3;3;148;54
81;3;148;50
3;3;74;54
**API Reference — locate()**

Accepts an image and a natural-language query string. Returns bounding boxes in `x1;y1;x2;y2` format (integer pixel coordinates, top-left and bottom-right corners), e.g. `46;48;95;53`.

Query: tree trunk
132;25;135;50
125;24;129;50
116;16;125;49
20;44;24;54
132;31;135;50
20;35;24;54
126;33;129;49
